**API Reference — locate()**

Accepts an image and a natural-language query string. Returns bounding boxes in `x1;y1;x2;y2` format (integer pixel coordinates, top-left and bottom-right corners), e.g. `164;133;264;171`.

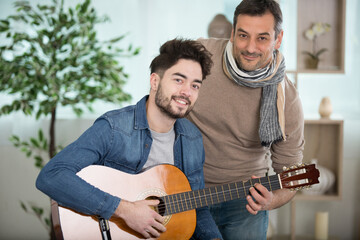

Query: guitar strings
156;177;281;214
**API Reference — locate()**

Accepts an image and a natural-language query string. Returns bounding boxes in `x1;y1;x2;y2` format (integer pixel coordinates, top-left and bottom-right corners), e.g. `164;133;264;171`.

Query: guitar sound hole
145;196;166;216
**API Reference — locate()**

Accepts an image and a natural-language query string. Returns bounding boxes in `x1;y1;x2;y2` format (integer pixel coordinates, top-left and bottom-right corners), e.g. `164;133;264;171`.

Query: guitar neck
160;174;281;215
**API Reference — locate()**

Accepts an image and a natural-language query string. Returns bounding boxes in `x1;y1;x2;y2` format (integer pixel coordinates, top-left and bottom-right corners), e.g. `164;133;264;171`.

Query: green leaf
315;48;328;58
31;206;44;216
20;146;29;153
80;0;91;14
9;135;20;142
38;129;44;142
110;72;120;81
30;137;40;148
44;218;51;227
302;51;317;59
26;150;32;157
133;47;140;55
20;201;27;212
109;35;125;43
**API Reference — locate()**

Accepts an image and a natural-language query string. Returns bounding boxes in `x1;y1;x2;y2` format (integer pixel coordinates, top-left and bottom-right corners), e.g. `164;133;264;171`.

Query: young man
187;0;304;239
36;38;223;239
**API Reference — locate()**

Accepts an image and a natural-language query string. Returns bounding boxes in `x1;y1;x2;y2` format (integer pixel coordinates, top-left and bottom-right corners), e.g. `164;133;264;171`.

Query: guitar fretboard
159;174;281;215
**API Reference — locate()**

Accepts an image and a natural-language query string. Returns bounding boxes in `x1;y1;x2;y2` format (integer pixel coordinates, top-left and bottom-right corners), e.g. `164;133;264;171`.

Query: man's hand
113;199;166;238
246;176;274;215
246;175;297;215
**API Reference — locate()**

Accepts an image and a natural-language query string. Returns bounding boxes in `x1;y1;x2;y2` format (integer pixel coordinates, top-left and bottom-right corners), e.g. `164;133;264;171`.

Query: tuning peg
283;166;289;171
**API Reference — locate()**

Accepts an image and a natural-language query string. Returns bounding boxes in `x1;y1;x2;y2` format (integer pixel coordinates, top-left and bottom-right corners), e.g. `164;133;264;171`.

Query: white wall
0;0;359;239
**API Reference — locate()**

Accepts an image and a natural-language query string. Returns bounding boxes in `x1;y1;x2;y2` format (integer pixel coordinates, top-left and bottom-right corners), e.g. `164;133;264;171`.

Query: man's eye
259;37;267;41
239;34;247;38
193;84;200;90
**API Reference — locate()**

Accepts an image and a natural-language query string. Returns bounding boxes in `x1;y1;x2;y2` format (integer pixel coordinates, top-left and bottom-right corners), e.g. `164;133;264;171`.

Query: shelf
296;0;346;73
287;119;344;239
301;119;344;199
295;193;340;201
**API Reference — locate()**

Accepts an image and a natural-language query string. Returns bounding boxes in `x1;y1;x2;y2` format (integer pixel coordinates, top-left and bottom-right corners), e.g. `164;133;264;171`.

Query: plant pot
306;57;319;69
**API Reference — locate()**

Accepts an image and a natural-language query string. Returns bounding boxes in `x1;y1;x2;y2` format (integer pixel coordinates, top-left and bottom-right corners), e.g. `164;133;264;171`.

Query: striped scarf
223;41;286;147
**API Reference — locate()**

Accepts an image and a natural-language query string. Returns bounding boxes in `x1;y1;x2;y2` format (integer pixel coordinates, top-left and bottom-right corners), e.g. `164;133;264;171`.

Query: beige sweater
187;38;304;187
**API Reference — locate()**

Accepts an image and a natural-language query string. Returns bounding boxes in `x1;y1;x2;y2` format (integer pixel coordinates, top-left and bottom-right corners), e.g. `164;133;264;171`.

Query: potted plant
303;22;331;69
0;0;139;237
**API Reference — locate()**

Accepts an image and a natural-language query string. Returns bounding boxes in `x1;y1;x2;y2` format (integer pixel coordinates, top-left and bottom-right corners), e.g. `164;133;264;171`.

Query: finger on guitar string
143;227;160;239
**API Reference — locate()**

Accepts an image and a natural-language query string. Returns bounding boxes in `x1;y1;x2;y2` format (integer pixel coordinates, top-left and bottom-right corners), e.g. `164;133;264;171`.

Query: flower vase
306;57;319;69
318;97;333;118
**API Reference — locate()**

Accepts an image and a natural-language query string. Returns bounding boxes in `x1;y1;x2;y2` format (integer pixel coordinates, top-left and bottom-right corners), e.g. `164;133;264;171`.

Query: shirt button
145;144;149;148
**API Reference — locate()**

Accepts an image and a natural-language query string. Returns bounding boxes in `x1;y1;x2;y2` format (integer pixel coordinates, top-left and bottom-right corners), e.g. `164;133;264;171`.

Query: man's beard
234;50;264;71
155;84;192;119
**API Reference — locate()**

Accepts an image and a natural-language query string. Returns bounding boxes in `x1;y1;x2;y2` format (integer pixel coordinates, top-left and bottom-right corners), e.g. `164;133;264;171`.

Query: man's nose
180;83;191;97
245;38;257;53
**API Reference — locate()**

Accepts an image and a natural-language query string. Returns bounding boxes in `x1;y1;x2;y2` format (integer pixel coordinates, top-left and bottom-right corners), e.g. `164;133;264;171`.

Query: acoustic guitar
52;164;319;240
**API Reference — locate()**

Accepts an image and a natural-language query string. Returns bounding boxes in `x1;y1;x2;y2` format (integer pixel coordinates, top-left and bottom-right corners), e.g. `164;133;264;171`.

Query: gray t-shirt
142;127;175;170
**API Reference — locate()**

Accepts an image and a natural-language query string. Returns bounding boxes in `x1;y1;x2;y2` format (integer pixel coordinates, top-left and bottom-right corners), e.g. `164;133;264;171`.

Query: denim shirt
36;95;222;239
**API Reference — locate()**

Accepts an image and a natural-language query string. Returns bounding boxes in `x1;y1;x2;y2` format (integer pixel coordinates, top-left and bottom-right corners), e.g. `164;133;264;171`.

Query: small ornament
208;14;232;39
318;96;333;119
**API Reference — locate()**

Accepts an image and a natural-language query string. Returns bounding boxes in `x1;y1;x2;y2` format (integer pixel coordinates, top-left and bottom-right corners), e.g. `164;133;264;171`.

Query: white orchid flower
305;29;315;40
312;22;325;36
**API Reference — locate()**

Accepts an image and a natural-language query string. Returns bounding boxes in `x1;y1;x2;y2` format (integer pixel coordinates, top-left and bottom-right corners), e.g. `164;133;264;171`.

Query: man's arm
244;77;303;215
36;118;121;219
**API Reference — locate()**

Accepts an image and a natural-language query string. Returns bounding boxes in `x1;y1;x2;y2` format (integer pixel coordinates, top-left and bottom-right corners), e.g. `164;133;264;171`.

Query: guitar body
53;165;196;240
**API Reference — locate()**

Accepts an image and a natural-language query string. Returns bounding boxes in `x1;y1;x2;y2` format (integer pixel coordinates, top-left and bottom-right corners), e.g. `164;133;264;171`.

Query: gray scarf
223;41;286;147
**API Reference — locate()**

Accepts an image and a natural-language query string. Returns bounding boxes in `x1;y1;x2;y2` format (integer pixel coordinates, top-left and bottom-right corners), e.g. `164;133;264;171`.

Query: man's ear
230;29;234;43
275;30;284;50
150;73;159;91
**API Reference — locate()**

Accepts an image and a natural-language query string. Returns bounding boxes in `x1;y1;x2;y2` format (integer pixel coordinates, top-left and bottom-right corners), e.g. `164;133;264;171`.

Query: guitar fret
180;193;184;212
270;175;281;190
181;193;187;211
215;186;220;203
196;190;201;207
163;195;168;215
175;194;180;213
169;195;175;215
184;192;189;211
209;187;214;204
242;181;246;197
228;183;233;201
203;189;208;206
235;182;240;199
168;195;173;215
267;175;272;191
192;191;197;208
187;191;192;210
221;185;225;202
179;193;184;212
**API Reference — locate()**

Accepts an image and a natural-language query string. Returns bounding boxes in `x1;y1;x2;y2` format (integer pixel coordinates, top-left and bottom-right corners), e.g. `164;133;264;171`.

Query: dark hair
150;38;213;80
233;0;283;38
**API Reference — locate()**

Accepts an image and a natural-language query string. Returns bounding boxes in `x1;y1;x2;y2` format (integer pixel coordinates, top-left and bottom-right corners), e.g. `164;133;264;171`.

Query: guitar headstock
279;164;320;191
